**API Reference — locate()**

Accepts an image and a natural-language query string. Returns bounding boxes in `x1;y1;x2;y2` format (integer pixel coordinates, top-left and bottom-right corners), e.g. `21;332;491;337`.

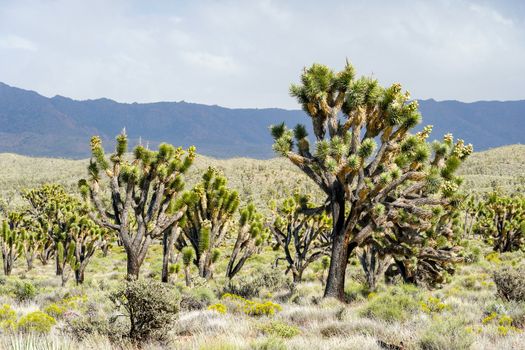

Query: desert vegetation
0;61;523;350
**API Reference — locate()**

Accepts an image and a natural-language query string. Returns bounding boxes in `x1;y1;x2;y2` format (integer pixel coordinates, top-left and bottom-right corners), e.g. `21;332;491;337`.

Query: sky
0;0;524;109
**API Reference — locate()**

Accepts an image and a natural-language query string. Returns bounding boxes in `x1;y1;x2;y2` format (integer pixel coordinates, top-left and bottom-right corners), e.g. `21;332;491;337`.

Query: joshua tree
356;245;390;291
67;215;109;284
79;132;194;279
20;219;45;271
181;246;194;287
226;203;268;279
177;167;239;279
22;184;74;276
381;195;465;288
271;62;473;299
270;194;332;283
0;212;25;275
473;192;525;252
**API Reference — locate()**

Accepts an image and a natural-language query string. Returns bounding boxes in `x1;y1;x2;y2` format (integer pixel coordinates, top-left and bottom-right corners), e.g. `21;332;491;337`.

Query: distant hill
0;145;523;210
0;82;523;158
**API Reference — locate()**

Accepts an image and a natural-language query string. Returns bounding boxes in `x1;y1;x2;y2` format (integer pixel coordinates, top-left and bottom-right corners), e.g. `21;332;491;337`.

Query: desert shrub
261;321;300;338
223;269;292;299
420;296;448;314
180;295;206;311
189;286;217;305
251;337;286;350
419;316;474;350
360;285;421;322
0;304;17;331
64;313;126;341
493;265;525;302
43;303;67;319
17;311;56;334
13;281;37;303
208;303;227;314
110;279;179;342
221;293;282;317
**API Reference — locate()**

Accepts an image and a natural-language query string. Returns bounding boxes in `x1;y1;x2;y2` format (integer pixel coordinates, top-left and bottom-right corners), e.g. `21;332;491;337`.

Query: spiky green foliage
0;212;25;275
177;167;239;279
271;61;473;299
380;193;466;288
80;132;195;279
270;193;331;283
22;184;107;285
226;203;269;279
473;192;525;252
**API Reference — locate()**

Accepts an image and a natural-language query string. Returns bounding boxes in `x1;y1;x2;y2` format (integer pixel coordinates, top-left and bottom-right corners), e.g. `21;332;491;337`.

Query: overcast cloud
0;0;523;108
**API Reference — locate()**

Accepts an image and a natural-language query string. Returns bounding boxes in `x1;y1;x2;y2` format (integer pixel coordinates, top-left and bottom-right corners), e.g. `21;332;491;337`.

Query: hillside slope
0;145;523;210
0;82;523;159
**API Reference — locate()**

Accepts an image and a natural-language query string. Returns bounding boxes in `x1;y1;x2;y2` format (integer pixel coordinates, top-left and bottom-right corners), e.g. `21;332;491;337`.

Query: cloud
0;0;523;108
0;34;37;51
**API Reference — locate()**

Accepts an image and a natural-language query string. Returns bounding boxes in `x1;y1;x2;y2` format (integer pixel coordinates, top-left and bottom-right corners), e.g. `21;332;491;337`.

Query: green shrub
251;337;286;350
17;311;56;334
0;304;17;331
221;294;282;317
13;281;37;303
190;286;217;305
493;265;525;302
110;279;179;342
208;303;227;314
261;321;300;338
360;285;421;322
44;303;67;319
419;316;474;350
223;270;291;299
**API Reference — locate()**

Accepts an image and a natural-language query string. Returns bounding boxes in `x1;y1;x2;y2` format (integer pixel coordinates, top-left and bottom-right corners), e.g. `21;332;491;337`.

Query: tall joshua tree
79;132;195;279
271;62;472;300
226;203;268;279
177;167;239;279
270;194;332;283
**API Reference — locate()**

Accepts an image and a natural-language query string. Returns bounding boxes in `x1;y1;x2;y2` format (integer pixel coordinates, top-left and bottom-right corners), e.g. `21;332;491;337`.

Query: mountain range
0;82;523;159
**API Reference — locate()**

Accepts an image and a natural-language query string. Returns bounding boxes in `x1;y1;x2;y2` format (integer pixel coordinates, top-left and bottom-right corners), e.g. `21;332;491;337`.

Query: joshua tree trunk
184;266;191;287
26;254;34;271
292;268;305;283
55;254;63;276
2;254;13;276
324;192;349;300
75;268;85;285
162;225;179;283
126;249;143;281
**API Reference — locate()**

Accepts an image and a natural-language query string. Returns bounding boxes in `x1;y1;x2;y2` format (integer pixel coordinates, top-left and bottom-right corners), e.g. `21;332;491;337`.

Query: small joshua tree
22;184;73;276
181;246;194;287
270;193;332;283
79;132;194;279
67;215;110;284
0;212;25;275
226;203;268;279
271;61;473;299
473;192;525;252
178;167;239;279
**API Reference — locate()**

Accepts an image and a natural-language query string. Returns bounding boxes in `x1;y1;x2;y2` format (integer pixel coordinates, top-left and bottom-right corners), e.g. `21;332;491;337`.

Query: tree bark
324;187;349;301
55;254;63;276
161;226;179;283
3;255;12;276
75;268;85;285
126;251;141;280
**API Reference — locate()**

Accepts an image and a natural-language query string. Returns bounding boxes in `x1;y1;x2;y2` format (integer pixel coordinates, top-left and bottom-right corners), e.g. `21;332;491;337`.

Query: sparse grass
0;149;523;348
